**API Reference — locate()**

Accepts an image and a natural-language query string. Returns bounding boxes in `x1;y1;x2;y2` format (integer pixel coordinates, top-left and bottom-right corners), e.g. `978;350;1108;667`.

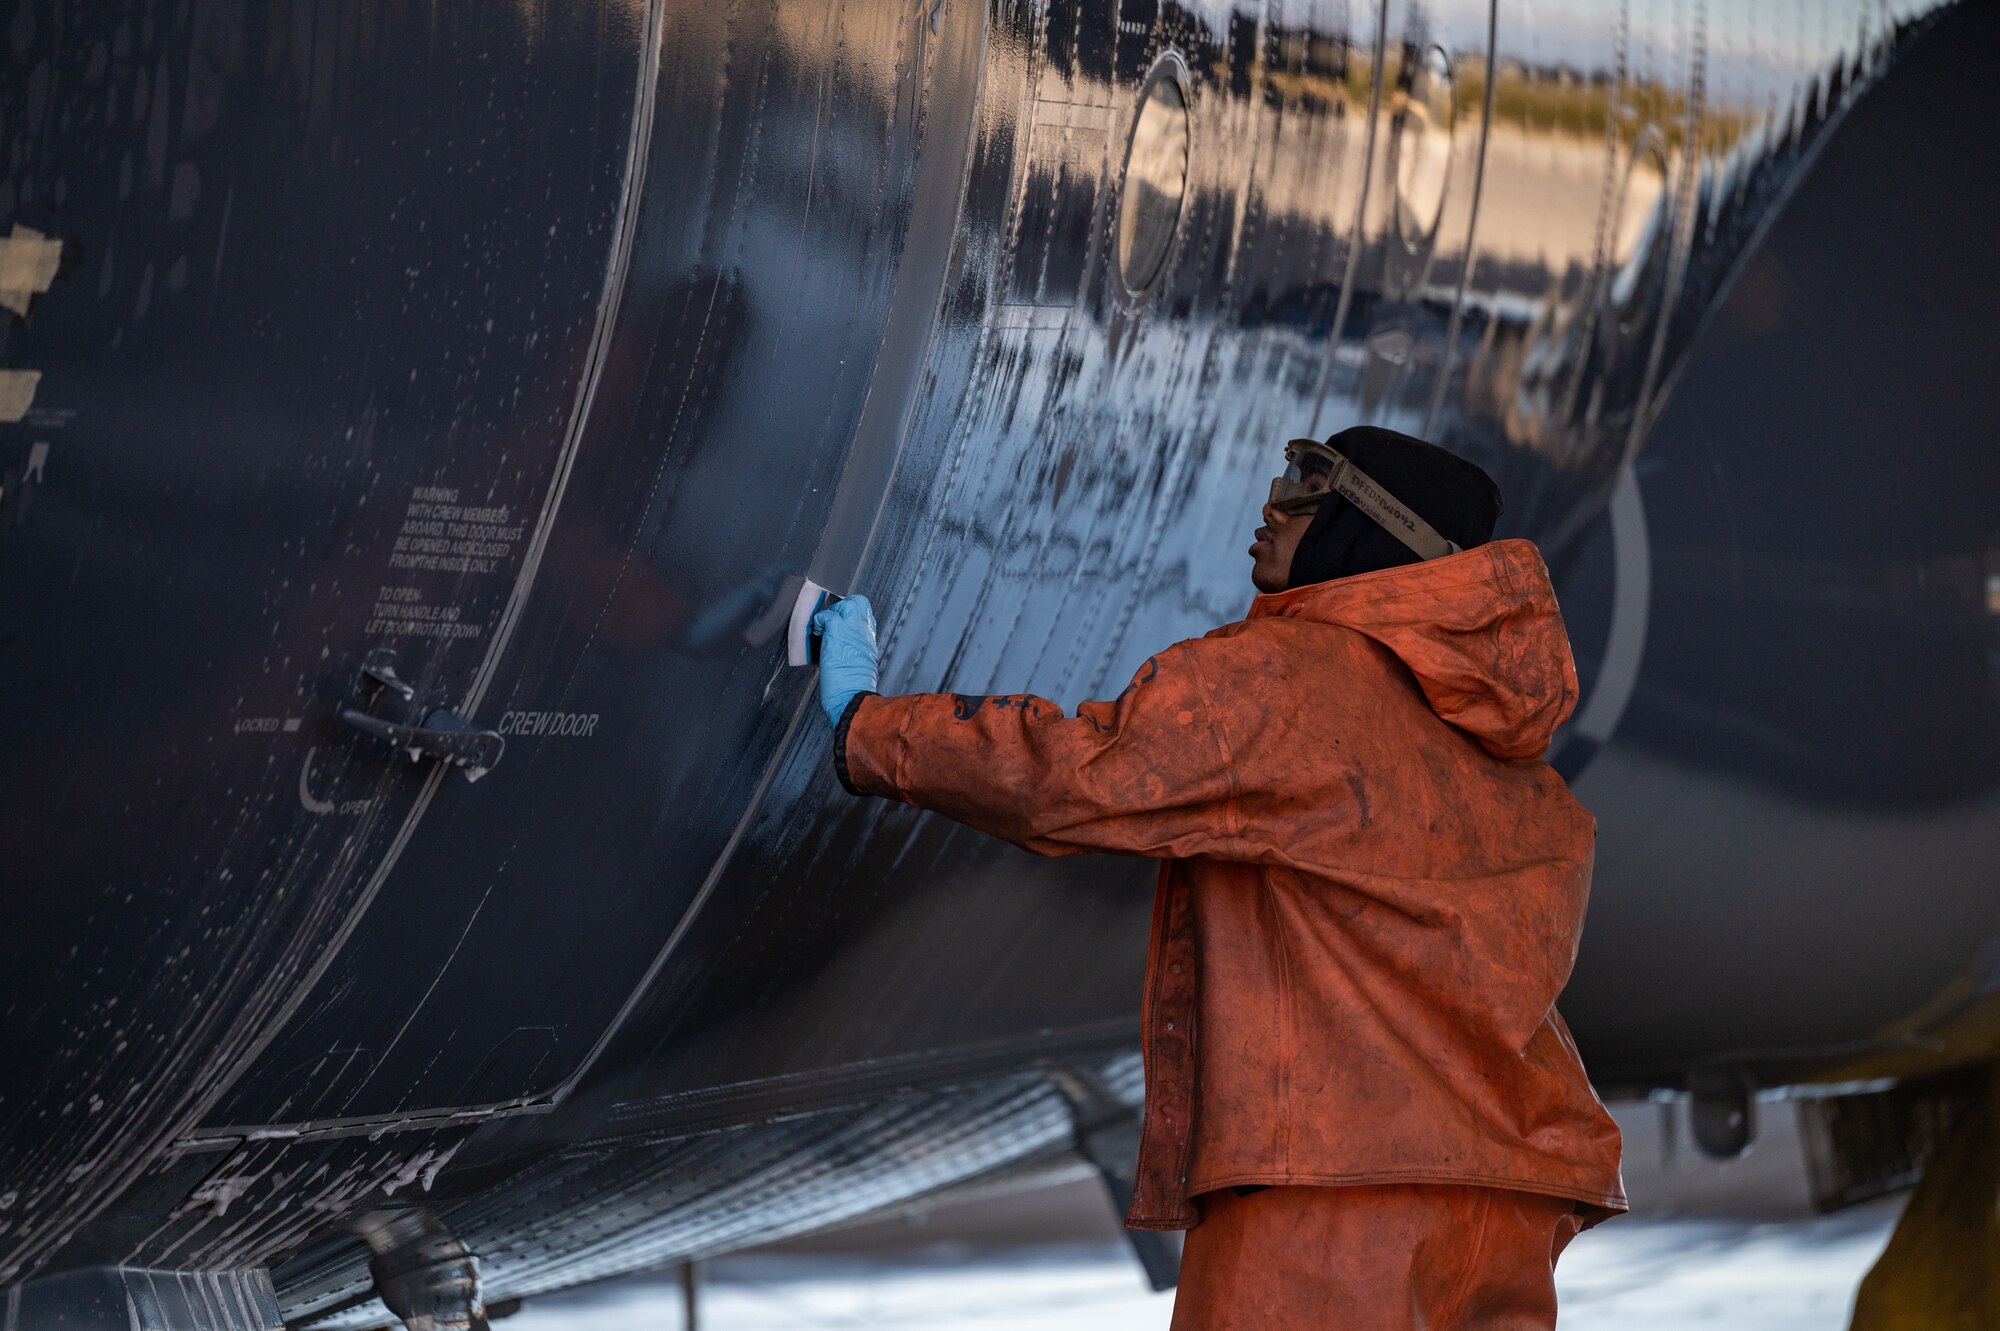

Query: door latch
338;649;505;781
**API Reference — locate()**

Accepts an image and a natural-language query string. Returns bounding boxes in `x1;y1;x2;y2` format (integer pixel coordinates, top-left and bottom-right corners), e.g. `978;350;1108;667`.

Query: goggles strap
1325;455;1461;562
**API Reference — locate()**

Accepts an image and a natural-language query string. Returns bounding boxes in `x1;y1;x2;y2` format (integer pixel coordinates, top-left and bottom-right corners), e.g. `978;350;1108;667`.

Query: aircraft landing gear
356;1207;491;1331
1848;1064;2000;1329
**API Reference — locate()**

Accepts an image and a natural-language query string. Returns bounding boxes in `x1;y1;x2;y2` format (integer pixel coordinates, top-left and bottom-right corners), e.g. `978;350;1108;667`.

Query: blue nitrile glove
811;594;879;728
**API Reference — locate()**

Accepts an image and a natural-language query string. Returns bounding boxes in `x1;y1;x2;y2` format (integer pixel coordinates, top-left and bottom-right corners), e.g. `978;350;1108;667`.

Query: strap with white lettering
1327;457;1461;561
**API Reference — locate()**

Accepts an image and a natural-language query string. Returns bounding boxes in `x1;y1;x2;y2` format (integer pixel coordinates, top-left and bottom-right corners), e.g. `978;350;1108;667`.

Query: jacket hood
1247;538;1578;760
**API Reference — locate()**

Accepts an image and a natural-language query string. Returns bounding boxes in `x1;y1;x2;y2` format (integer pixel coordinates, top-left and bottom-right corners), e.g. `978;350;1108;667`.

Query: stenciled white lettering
497;711;601;738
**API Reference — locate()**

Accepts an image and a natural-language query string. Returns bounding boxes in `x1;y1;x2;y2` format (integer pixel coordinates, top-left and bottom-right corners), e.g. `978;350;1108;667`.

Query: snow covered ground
506;1099;1903;1330
507;1199;1899;1331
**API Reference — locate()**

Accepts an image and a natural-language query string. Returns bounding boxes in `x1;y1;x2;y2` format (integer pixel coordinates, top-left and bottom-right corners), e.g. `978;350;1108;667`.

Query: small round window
1607;133;1671;335
1393;45;1456;253
1117;57;1191;297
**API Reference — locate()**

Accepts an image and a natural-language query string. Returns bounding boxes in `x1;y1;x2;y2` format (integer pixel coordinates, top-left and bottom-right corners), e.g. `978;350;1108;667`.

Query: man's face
1248;499;1312;593
1250;451;1336;592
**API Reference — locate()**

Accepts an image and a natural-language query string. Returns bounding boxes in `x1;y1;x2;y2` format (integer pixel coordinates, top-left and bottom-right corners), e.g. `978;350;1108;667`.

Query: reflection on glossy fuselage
0;0;1990;1320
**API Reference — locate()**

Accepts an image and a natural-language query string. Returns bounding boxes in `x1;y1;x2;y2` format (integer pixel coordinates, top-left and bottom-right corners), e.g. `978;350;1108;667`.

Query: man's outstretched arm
814;596;1244;859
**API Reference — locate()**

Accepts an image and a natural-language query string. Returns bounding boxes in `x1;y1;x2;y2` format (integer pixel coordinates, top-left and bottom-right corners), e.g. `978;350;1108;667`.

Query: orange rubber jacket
835;538;1626;1229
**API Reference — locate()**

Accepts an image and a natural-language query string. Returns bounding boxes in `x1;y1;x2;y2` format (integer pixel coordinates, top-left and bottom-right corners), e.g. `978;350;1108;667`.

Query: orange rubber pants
1169;1184;1584;1331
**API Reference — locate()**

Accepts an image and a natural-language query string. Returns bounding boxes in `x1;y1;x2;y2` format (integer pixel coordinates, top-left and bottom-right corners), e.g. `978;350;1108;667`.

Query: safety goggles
1267;438;1462;562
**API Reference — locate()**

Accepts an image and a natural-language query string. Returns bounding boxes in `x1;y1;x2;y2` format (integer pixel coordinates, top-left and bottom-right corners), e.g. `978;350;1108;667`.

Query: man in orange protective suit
810;425;1625;1328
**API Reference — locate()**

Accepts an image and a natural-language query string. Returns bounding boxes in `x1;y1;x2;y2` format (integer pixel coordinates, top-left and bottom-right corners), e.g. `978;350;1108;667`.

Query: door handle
338;649;505;781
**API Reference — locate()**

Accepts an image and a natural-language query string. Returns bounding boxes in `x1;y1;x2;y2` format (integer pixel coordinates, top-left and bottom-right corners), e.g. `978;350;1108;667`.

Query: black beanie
1286;426;1503;589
